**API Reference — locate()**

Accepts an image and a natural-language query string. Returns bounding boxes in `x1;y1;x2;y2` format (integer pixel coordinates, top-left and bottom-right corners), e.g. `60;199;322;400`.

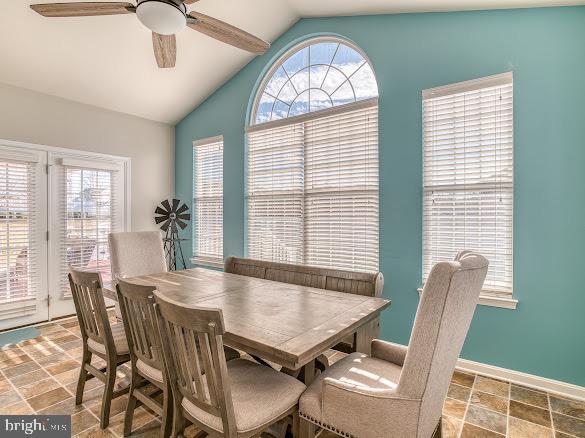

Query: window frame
191;135;224;269
246;36;380;273
421;72;517;309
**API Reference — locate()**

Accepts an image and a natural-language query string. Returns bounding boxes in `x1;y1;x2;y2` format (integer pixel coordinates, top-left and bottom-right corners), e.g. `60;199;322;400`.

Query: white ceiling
1;0;582;124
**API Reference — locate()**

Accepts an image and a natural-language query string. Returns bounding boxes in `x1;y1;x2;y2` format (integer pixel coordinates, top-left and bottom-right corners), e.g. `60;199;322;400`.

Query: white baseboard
456;358;585;401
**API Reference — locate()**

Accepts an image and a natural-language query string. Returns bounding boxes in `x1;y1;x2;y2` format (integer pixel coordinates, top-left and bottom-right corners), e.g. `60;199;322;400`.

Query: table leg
303;359;316;385
355;317;380;355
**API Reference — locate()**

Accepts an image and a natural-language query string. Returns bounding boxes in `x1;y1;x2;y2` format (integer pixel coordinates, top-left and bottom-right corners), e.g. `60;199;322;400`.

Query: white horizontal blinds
304;105;379;272
0;159;39;314
423;72;513;295
247;124;304;264
247;100;379;272
193;138;223;260
58;163;121;296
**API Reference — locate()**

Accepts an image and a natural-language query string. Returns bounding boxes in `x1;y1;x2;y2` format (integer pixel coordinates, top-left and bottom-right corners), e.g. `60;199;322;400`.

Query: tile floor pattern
0;313;584;438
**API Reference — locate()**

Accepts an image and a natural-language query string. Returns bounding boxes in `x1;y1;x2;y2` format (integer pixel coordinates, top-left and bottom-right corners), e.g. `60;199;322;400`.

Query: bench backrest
224;256;384;297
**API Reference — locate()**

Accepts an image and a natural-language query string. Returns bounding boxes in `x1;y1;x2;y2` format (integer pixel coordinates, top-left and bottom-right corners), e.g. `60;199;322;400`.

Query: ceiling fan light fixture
136;0;186;35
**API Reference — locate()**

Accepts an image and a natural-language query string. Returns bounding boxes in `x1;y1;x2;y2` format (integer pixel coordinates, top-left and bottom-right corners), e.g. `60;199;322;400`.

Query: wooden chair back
154;291;237;436
68;268;114;353
116;279;162;372
224;256;384;297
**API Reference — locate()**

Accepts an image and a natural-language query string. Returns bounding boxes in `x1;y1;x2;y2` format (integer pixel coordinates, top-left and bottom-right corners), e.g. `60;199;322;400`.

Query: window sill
416;288;517;310
191;257;224;269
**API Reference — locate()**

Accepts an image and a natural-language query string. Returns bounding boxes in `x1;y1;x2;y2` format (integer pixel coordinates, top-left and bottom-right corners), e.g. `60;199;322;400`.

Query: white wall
0;82;174;231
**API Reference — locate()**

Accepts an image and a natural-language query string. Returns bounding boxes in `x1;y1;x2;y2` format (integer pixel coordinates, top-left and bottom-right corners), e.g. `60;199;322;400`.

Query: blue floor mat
0;326;40;347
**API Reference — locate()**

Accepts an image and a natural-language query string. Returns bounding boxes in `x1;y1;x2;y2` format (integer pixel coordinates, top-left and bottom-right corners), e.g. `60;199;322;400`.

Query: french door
0;147;48;330
47;153;127;319
0;141;129;330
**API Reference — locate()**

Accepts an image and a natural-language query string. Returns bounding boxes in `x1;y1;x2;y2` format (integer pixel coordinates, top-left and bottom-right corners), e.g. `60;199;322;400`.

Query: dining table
102;267;391;385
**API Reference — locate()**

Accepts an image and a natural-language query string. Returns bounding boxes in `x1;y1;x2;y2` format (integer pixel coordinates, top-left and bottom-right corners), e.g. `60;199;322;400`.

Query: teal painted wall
176;7;585;386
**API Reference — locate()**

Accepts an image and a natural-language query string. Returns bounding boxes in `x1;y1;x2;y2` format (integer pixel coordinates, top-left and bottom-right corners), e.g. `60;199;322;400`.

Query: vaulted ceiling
1;0;582;124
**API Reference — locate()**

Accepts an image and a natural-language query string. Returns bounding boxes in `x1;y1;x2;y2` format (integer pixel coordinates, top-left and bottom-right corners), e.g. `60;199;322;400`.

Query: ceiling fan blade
187;12;269;54
152;33;176;69
30;2;135;17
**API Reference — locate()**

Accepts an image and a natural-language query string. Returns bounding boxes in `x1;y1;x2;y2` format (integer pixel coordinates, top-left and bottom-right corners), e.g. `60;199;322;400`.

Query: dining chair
298;251;489;438
116;279;172;438
154;290;307;438
108;231;167;319
68;268;131;429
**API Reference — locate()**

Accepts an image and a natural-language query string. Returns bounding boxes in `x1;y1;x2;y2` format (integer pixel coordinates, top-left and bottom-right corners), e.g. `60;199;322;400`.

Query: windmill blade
161;199;172;213
176;219;188;230
176;203;189;215
177;213;191;220
170;221;178;232
155;206;169;217
30;2;135;17
171;198;180;213
159;218;171;232
187;12;269;54
155;215;168;225
152;33;176;69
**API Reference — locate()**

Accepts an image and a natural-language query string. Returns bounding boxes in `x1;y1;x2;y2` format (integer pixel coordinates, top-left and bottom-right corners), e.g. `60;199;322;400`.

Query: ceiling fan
30;1;270;68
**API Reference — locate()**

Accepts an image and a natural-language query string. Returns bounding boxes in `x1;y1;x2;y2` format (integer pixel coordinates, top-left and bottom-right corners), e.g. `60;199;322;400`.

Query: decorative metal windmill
154;199;190;271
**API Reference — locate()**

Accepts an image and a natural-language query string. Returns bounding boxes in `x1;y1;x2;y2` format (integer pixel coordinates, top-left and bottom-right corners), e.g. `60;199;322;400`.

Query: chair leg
171;398;186;438
100;358;117;429
292;409;300;438
161;382;173;438
123;369;140;437
75;349;91;405
432;417;442;438
299;417;315;438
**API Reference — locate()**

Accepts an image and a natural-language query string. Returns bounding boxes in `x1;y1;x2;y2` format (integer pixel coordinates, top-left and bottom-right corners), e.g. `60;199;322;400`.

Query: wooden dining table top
103;268;391;370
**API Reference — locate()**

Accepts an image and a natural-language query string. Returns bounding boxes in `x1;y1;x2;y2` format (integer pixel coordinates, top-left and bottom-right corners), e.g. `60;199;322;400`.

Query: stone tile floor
0;313;583;437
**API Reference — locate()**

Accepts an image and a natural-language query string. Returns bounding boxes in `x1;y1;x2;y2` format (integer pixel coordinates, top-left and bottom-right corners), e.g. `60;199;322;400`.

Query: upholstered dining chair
298;251;489;438
68;268;131;429
108;231;167;319
116;279;172;438
154;290;307;438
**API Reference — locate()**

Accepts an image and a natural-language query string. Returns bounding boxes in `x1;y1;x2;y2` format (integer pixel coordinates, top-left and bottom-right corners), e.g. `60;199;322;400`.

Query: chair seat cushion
87;323;129;355
299;352;402;422
137;358;163;383
182;358;305;434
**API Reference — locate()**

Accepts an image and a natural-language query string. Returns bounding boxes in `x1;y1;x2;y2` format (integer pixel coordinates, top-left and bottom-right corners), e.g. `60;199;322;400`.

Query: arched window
247;37;379;273
252;39;378;124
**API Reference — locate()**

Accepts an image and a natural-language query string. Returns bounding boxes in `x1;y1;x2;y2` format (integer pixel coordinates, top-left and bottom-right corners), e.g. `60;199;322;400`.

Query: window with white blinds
55;158;124;296
193;137;223;263
0;157;40;316
247;100;379;272
422;72;514;296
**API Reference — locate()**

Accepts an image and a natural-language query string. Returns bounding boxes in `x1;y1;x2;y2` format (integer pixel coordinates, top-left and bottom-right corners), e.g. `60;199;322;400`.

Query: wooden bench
224;256;384;356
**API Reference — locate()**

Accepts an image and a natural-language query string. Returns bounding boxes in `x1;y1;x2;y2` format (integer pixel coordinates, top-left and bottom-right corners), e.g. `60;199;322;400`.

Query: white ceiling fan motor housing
136;0;187;35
